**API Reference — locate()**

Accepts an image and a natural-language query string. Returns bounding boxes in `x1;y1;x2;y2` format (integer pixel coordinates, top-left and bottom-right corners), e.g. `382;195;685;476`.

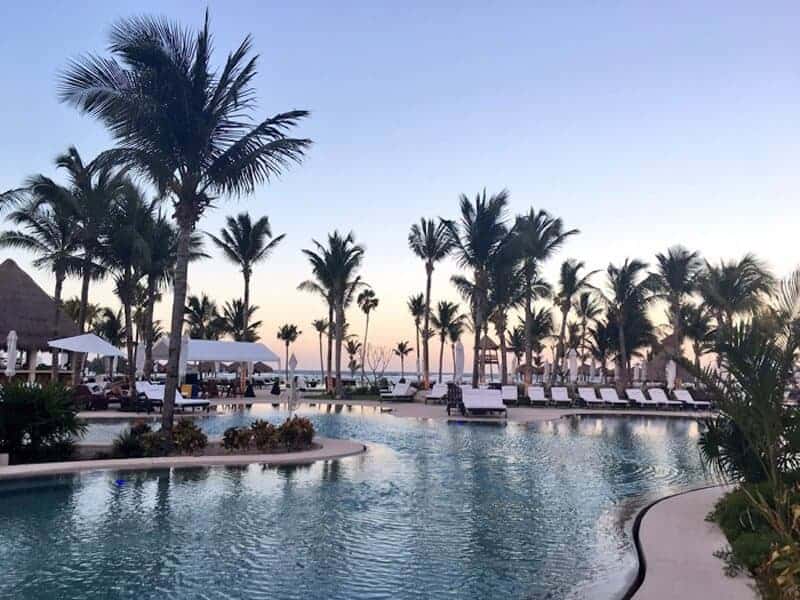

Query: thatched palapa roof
0;259;79;349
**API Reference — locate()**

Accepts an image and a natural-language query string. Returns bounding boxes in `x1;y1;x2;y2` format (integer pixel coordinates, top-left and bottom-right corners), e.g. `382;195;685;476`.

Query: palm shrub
222;426;253;452
0;381;86;463
278;416;314;451
251;419;279;451
172;419;208;454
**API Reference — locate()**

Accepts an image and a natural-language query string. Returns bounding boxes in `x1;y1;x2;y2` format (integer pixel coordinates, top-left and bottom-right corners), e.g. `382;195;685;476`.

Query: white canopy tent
48;333;125;357
147;337;281;376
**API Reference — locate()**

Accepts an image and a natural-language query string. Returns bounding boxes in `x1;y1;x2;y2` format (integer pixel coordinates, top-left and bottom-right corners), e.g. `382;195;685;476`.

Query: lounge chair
139;382;210;412
673;388;711;410
501;385;519;405
527;386;548;406
551;386;572;407
578;387;604;408
459;388;507;417
426;383;449;404
380;382;416;401
647;388;683;409
625;388;659;408
600;388;630;408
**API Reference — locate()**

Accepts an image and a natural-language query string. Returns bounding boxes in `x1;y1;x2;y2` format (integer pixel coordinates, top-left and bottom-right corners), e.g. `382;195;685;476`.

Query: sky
1;1;798;371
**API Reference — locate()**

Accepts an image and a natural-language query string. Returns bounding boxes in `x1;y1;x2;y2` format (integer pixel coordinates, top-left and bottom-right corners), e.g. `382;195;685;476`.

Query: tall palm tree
393;341;413;380
443;189;509;387
311;319;329;388
487;244;524;384
60;12;311;430
300;231;364;398
430;301;465;383
276;324;301;382
408;218;452;388
221;299;262;342
345;338;362;379
588;320;614;381
185;294;224;340
698;254;774;328
651;246;702;354
512;208;577;381
63;297;101;329
574;291;602;361
0;196;81;378
407;293;425;382
603;258;656;390
208;212;285;335
553;259;597;380
357;289;379;383
682;304;715;370
298;268;335;393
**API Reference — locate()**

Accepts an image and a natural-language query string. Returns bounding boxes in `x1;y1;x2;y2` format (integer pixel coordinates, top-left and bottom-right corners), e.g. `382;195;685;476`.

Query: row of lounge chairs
134;382;211;413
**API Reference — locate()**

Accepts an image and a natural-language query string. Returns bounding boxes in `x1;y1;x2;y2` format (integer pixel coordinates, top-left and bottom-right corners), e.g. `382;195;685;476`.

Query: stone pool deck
0;436;366;480
633;485;758;599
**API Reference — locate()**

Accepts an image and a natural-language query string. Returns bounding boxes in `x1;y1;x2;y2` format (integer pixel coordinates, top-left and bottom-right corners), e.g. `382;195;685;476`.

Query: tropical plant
184;294;224;340
682;304;716;370
93;307;126;348
172;419;208;454
553;259;597;380
220;299;262;342
512;208;577;381
298;263;335;393
699;254;775;328
208;212;285;336
430;301;465;383
345;338;362;379
588;320;614;380
407;293;425;382
651;246;703;353
443;189;510;386
574;291;602;360
311;318;329;389
408;218;452;388
300;231;364;398
526;307;554;365
393;341;413;380
276;324;301;382
60;12;311;430
603;258;656;390
487;244;523;384
357;288;379;383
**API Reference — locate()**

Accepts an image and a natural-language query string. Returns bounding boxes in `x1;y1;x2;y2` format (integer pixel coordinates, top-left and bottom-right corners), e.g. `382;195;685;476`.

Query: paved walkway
634;485;758;599
0;436;366;480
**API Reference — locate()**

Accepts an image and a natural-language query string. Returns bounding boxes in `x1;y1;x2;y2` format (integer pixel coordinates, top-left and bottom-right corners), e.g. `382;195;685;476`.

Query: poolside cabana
0;259;79;382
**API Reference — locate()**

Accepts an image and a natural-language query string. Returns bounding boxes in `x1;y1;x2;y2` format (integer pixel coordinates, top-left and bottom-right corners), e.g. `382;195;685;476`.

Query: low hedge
222;416;315;453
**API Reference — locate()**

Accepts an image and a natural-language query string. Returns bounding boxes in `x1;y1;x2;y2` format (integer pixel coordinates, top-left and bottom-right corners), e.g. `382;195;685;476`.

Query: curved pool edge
0;436;367;481
622;483;757;600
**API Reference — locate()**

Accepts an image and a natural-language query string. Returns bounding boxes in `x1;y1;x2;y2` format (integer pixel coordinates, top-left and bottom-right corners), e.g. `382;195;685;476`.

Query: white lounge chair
647;388;683;409
426;383;449;404
551;386;572;406
459;389;507;417
578;387;604;408
527;385;548;406
673;388;711;410
380;382;415;401
600;388;630;407
625;388;659;408
501;385;519;405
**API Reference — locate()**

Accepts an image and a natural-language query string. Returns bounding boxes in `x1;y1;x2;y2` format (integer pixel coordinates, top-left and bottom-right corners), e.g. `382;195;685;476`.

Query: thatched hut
253;361;273;373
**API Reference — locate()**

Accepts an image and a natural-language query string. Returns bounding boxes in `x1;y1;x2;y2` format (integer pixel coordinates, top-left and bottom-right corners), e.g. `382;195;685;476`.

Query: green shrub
731;531;782;571
112;428;146;458
0;381;86;464
251;419;278;451
277;416;314;451
141;431;175;457
222;426;252;452
173;419;207;454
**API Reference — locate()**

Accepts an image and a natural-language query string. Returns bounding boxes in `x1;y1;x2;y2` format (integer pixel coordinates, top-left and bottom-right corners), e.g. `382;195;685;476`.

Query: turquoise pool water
0;406;713;599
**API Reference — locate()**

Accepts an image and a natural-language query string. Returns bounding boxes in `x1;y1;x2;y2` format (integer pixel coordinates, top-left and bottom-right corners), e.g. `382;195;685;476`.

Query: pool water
0;406;714;599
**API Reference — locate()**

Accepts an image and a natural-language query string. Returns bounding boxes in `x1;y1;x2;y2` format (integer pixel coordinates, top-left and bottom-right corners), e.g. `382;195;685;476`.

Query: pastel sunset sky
1;1;798;370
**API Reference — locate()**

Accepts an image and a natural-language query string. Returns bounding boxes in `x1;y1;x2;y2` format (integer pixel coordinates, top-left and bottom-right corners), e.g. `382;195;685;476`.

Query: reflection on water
1;411;713;600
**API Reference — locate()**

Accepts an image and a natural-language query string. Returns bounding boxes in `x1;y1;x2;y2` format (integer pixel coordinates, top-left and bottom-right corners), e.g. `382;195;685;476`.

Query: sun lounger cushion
527;386;547;403
673;389;711;408
461;389;506;414
551;387;572;404
578;387;603;405
600;388;629;405
647;388;682;407
625;388;658;406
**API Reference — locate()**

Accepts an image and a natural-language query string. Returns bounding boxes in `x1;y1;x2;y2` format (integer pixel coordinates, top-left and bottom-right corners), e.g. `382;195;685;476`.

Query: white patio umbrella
641;360;648;382
135;343;145;376
511;356;519;382
454;341;465;383
568;348;578;383
48;333;124;357
288;353;298;413
666;359;677;390
589;358;596;382
633;364;641;382
543;361;551;382
5;330;18;377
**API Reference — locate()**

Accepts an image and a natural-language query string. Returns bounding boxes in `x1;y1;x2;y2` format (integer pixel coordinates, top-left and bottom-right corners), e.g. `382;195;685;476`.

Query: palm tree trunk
285;343;289;383
326;303;334;393
472;284;482;388
555;305;568;383
162;221;192;432
318;332;324;387
422;263;433;389
361;312;370;383
242;270;250;382
451;343;456;382
122;273;136;386
498;319;508;385
334;304;345;399
438;336;444;383
415;323;421;382
523;274;533;384
71;255;93;384
143;279;157;379
617;320;628;393
671;298;682;357
51;271;65;381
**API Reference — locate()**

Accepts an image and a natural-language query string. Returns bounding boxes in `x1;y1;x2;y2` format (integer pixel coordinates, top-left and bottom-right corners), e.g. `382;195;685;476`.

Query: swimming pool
0;406;714;599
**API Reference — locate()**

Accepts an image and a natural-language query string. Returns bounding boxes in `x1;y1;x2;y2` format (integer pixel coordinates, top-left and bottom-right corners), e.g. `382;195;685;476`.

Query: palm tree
345;338;362;379
0;195;81;377
60;12;311;430
93;307;126;347
408;218;452;388
221;299;262;342
651;246;702;354
603;258;656;390
208;212;285;335
553;259;597;380
298;267;335;393
682;304;715;370
184;294;224;340
443;189;510;387
574;291;602;361
276;324;301;383
430;301;465;383
487;244;524;384
698;254;774;328
311;319;329;388
300;231;364;398
512;208;577;381
357;289;379;383
526;307;555;370
588;320;614;381
407;293;425;382
393;341;413;380
63;297;101;329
